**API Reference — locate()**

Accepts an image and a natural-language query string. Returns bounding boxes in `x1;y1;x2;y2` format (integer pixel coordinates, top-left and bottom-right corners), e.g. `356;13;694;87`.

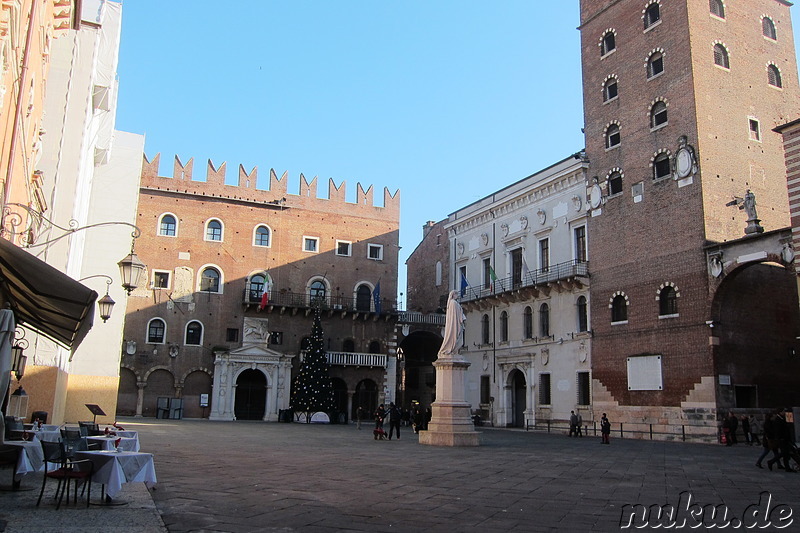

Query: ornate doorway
234;369;267;420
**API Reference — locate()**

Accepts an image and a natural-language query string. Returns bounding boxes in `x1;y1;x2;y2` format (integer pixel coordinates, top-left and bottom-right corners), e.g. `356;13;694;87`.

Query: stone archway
234;369;267;421
398;329;442;409
354;379;378;419
709;261;800;410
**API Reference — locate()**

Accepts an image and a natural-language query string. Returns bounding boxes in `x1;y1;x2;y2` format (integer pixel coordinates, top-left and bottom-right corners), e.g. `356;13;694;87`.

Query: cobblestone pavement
2;419;798;532
137;418;800;532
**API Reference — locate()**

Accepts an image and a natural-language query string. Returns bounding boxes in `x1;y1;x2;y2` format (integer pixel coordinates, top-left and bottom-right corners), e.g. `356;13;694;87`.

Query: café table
4;438;44;482
86;435;140;452
29;428;61;443
74;450;156;500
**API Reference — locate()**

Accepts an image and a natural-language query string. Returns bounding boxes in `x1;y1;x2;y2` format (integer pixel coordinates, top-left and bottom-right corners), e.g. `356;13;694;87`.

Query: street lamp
79;275;116;322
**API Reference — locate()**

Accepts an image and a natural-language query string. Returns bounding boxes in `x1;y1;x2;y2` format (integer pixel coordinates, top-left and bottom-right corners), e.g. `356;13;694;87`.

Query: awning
0;237;97;350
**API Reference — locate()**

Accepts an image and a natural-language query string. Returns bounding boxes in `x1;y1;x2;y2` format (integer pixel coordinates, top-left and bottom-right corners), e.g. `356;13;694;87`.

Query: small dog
373;427;387;440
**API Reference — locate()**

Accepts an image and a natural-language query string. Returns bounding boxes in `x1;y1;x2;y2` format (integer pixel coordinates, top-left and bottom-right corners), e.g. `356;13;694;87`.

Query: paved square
135;419;800;532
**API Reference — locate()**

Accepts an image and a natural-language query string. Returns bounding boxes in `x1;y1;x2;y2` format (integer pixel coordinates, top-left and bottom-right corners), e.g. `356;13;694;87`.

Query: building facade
580;0;800;439
118;155;401;422
446;154;590;428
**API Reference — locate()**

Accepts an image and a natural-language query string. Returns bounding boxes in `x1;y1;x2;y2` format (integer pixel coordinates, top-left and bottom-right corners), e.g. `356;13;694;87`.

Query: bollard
650;424;653;440
682;425;686;442
620;423;623;439
547;419;551;433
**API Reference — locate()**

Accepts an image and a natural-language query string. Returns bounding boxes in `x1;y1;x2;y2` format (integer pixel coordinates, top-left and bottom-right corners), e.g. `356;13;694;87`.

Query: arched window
659;286;678;316
653;152;671;179
205;219;223;241
500;311;508;342
651;101;668;128
647;51;664;78
343;338;355;352
435;261;442;286
248;274;265;303
611;294;628;323
603;77;618;102
762;17;777;40
608;171;623;196
159;214;176;237
147;318;166;344
644;2;660;29
605;124;620;149
310;280;326;306
713;44;729;69
185;321;203;345
577;296;588;332
524;306;533;339
601;30;616;56
200;267;221;293
254;225;270;247
767;64;782;88
356;284;372;312
481;314;490;345
709;0;724;19
368;340;381;354
539;303;550;338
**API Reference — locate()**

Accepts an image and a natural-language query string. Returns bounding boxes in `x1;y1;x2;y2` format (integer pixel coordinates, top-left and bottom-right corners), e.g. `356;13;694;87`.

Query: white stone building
446;153;591;428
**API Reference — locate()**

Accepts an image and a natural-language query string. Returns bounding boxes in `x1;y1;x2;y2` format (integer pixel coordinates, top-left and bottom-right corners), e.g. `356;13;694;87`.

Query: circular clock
676;148;692;178
590;183;603;209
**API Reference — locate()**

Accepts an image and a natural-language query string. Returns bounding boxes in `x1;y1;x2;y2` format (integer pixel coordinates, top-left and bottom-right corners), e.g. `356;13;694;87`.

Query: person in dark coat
387;403;401;440
374;404;386;430
413;406;423;433
768;410;794;472
728;412;739;445
741;415;751;445
756;414;777;468
600;413;611;444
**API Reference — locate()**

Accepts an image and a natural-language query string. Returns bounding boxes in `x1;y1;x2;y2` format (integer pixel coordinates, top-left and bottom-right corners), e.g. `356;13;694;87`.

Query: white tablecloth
75;450;156;499
86;435;140;452
5;439;44;481
30;429;61;443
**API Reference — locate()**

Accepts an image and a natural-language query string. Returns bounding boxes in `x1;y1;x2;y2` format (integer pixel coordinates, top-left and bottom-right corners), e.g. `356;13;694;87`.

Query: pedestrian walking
387;402;401;440
755;414;776;469
576;412;583;437
728;412;739;445
600;413;611;444
767;410;794;472
749;416;761;446
356;406;363;430
374;404;386;430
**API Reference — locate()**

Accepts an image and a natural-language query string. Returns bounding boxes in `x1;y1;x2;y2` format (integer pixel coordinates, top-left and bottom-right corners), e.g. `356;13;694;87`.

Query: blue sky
115;2;800;303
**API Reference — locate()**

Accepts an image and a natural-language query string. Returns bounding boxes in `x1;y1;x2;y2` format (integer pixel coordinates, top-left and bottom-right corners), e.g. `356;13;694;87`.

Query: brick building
580;0;800;439
117;154;400;422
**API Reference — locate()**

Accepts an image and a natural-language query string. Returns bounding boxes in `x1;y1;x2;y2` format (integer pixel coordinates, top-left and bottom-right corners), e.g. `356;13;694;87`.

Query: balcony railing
397;311;446;326
461;259;589;303
300;350;387;368
243;289;397;314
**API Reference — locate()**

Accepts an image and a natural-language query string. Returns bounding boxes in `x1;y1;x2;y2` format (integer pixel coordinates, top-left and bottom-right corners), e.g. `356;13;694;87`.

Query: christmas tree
290;309;335;422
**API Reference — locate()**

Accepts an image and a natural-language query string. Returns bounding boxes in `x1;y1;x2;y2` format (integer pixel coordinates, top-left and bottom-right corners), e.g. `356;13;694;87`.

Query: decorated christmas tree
290;309;335;422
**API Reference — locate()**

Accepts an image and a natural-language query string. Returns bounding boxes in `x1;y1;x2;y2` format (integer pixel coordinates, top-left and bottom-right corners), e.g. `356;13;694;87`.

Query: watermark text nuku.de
619;491;793;529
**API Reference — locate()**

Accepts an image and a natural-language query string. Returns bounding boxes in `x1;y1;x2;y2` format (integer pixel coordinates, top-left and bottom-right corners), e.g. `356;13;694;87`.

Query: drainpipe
3;0;40;222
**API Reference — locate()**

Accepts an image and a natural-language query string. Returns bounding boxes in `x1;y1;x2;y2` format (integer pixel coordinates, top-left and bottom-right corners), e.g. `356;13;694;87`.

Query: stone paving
2;418;799;532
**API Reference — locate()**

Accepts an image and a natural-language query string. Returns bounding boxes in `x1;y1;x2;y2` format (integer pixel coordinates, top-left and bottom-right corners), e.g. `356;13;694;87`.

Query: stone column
135;382;145;417
347;390;354;422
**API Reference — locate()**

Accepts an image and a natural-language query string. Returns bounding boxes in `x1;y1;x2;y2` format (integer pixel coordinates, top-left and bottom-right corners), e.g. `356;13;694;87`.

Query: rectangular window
539;373;551;405
336;241;352;256
749;118;761;141
367;243;383;260
627;355;663;391
574;226;587;263
459;265;467;296
511;248;523;286
480;375;491;404
152;270;170;289
269;331;283;345
483;257;492;289
303;237;319;253
226;328;239;342
539;239;550;272
577;372;591;405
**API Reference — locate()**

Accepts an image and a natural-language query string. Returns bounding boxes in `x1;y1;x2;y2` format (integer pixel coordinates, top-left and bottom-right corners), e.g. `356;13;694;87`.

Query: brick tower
580;0;800;438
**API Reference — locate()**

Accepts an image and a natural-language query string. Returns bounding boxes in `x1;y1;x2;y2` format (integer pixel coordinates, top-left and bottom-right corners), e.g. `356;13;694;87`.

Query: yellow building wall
64;374;120;425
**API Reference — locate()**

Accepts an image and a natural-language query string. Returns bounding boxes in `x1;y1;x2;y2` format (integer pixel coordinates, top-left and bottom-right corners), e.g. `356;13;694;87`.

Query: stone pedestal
419;359;480;447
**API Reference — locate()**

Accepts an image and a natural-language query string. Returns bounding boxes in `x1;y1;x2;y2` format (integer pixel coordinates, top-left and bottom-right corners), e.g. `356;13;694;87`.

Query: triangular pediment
220;344;294;363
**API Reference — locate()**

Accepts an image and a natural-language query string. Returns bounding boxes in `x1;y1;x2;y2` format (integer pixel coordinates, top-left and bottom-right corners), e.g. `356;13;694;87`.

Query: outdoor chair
61;429;99;453
37;441;93;509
